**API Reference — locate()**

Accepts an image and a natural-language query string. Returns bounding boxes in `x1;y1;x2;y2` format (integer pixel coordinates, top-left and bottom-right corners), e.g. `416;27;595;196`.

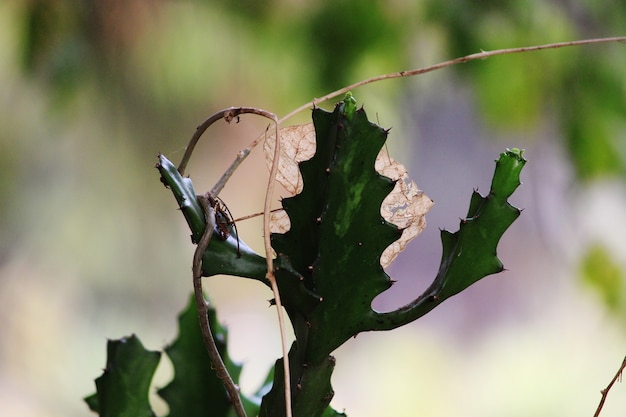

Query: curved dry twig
256;112;294;417
194;195;247;417
180;108;293;417
178;107;269;197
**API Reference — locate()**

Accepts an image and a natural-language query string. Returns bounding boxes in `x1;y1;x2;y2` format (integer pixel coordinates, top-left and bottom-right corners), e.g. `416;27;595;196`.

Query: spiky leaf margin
158;294;260;417
85;335;160;417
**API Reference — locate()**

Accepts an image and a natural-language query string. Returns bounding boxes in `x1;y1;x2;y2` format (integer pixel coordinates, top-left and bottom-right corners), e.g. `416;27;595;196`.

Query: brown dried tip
376;147;434;268
263;123;316;196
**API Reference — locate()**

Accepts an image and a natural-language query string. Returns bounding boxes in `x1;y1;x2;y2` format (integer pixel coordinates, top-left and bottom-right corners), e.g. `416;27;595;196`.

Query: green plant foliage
428;148;524;298
156;156;323;314
561;64;625;181
270;102;402;363
260;345;338;417
424;1;626;181
270;101;523;415
321;407;348;417
154;98;525;417
580;243;625;312
158;294;258;417
156;155;268;282
86;297;267;417
84;335;161;417
371;148;525;330
305;0;407;91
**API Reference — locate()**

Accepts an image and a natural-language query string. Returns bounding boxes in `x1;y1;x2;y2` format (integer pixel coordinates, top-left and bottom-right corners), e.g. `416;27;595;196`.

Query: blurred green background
1;1;625;416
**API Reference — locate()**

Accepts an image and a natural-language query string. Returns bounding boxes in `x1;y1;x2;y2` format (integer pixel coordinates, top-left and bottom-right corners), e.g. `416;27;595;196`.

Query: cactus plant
86;95;525;417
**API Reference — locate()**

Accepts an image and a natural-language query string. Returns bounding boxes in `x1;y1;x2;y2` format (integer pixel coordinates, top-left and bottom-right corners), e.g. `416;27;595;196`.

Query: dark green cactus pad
156;155;322;315
158;294;257;417
156;155;268;282
371;148;526;329
271;103;402;362
86;297;265;417
259;343;338;417
84;335;161;417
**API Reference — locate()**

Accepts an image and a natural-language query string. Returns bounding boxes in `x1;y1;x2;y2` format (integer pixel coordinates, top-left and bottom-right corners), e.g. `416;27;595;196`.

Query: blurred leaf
21;0;54;72
19;0;91;103
561;59;626;180
306;0;406;90
475;54;543;128
565;105;623;180
425;0;625;181
580;243;624;312
211;0;274;21
85;335;160;417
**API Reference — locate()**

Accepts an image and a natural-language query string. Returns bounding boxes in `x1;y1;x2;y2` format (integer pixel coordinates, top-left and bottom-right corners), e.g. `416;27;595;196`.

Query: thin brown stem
231;208;282;223
194;195;246;417
179;107;242;176
593;356;626;417
256;113;294;417
280;36;626;124
182;108;292;417
189;37;626;194
177;107;271;197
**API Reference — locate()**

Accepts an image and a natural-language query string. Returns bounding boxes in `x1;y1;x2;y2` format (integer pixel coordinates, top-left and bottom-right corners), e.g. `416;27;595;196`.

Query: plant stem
181;108;293;417
593;356;626;417
280;36;626;123
262;113;294;417
194;195;247;417
180;35;625;200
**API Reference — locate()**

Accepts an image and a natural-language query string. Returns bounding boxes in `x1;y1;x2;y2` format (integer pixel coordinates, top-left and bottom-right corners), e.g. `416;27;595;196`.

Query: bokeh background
1;1;625;416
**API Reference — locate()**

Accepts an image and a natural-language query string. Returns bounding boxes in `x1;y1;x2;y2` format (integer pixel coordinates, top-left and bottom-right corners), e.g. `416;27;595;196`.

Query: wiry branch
593;356;626;417
209;38;625;189
193;195;246;417
178;107;266;196
280;37;626;123
180;107;292;417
